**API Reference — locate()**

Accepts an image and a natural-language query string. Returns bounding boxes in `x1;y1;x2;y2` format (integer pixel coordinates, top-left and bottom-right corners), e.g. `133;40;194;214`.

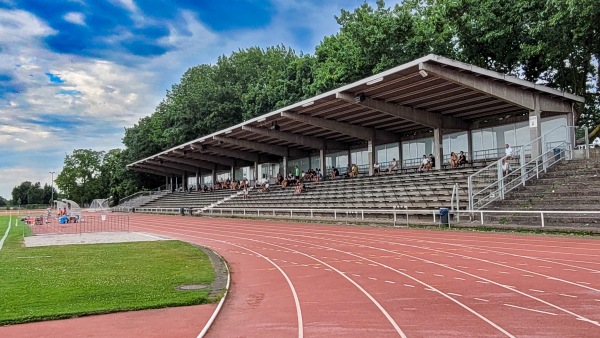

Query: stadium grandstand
118;54;599;228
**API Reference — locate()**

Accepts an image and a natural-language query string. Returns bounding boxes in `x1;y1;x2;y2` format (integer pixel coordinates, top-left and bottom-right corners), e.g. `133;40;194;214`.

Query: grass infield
0;216;216;325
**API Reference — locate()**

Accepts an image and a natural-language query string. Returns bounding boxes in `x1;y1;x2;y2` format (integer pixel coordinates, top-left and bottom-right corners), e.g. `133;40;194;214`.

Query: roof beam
147;160;197;173
158;155;216;170
213;136;309;158
128;166;175;176
205;146;260;163
184;151;237;167
281;112;398;144
132;163;184;176
241;125;348;151
419;62;573;113
336;93;469;130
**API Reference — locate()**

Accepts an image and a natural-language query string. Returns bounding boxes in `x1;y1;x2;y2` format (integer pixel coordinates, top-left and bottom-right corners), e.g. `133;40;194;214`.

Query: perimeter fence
27;214;129;235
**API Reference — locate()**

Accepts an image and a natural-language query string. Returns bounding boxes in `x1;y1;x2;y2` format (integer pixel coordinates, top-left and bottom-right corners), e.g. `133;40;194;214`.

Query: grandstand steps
486;159;600;228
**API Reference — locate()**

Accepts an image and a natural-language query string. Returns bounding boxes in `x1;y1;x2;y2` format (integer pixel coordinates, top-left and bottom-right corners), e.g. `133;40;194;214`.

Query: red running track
4;214;600;337
127;214;600;338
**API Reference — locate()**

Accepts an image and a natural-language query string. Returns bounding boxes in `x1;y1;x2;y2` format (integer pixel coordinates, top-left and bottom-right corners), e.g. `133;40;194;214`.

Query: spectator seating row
140;189;237;210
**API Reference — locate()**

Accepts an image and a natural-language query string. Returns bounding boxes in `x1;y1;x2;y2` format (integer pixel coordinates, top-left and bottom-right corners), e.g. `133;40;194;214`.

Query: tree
55;149;106;205
0;196;7;207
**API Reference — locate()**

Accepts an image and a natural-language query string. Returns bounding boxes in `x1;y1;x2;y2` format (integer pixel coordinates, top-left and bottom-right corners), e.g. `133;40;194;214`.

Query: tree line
23;0;597;206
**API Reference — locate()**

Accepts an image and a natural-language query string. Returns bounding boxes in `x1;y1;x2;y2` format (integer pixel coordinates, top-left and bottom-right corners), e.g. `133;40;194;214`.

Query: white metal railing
469;142;572;210
121;206;600;229
450;183;460;223
467;125;587;210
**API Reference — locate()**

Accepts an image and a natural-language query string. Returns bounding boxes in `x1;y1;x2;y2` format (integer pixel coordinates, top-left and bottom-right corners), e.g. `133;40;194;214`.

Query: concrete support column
165;176;168;190
433;128;443;170
195;170;200;191
467;130;474;162
211;169;216;186
182;173;187;190
347;149;352;166
230;163;235;181
567;110;576;149
368;140;375;175
398;141;403;169
254;162;259;181
530;94;543;158
319;148;326;175
175;177;178;189
282;157;288;176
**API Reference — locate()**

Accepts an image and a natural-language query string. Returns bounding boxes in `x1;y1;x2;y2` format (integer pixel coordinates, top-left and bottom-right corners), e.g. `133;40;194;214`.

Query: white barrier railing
122;206;600;229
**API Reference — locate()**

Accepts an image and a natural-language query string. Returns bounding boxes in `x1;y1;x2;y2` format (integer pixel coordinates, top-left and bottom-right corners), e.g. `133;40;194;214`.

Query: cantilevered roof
128;54;584;175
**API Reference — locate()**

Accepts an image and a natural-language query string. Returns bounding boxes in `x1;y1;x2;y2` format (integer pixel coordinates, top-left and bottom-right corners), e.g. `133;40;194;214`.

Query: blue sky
0;0;399;199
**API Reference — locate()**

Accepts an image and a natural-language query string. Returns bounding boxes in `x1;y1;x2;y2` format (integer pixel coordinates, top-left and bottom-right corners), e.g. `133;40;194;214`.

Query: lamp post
49;171;55;206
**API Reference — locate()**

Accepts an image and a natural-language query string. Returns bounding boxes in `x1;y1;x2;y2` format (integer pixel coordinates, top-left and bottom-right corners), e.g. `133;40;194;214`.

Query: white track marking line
433;274;444;277
385;281;395;284
454;277;466;281
521;274;534;278
368;277;377;280
159;228;408;337
0;215;12;251
503;304;557;316
447;293;462;297
577;282;591;285
476;281;489;284
474;298;489;302
477;268;488;271
134;220;517;336
559;294;577;298
415;271;424;274
499;271;510;274
403;284;415;288
563;268;577;272
529;289;545;293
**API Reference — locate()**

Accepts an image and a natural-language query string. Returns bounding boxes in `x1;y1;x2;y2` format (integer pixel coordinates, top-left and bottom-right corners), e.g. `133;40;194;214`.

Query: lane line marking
559;294;577;298
499;271;510;274
503;304;557;316
521;274;534;278
368;277;377;280
447;293;462;297
474;298;489;302
476;281;489;284
529;289;545;293
415;271;424;274
477;268;488;271
563;268;577;272
385;281;395;284
0;215;12;251
403;284;415;288
577;282;591;285
454;277;466;281
433;274;444;277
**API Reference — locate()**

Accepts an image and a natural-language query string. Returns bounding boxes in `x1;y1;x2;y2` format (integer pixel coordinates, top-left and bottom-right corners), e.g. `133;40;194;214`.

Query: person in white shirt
419;155;430;172
373;162;380;175
504;143;513;160
387;158;398;173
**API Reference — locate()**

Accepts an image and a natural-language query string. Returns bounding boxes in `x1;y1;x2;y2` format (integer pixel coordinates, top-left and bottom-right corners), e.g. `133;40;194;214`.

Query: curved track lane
128;214;600;337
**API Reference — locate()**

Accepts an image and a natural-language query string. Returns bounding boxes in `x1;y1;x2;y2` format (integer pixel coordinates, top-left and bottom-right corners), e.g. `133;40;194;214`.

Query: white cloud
63;12;86;26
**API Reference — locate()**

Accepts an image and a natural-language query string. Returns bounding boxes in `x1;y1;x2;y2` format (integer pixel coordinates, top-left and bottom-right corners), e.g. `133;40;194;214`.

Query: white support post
520;150;526;186
497;159;504;200
585;126;590;159
541;212;545;227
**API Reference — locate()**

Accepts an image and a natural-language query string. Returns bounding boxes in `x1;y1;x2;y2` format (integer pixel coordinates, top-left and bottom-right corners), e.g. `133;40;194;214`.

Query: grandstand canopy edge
127;54;584;188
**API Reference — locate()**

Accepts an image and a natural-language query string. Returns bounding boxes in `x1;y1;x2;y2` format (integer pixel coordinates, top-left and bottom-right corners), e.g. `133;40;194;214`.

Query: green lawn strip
0;216;216;325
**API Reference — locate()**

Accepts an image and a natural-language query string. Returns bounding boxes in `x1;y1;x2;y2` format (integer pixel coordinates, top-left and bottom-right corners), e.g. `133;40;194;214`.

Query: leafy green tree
55;149;106;205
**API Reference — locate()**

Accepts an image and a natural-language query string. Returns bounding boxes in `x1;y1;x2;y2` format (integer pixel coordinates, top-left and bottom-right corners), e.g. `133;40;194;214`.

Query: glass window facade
350;149;369;166
326;151;349;170
375;143;400;165
401;138;433;161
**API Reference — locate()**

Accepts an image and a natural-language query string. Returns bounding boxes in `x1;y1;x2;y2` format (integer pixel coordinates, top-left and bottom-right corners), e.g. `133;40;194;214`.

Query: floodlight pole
49;171;55;205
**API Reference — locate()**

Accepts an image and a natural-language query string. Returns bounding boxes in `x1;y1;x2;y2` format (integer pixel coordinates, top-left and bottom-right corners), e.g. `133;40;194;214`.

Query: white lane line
474;298;489;302
521;274;534;278
403;284;415;288
433;274;444;277
476;281;489;284
0;215;12;251
369;263;378;266
368;277;377;280
577;282;591;285
457;265;468;269
454;277;466;281
504;304;557;316
559;294;577;298
477;268;488;271
415;271;424;274
538;266;552;269
447;293;462;297
529;289;545;293
563;268;577;272
385;281;395;284
499;271;510;274
353;274;361;277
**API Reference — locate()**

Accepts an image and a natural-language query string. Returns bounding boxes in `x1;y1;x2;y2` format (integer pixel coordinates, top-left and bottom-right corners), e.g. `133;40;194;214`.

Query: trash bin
439;208;449;225
553;148;563;160
179;207;185;216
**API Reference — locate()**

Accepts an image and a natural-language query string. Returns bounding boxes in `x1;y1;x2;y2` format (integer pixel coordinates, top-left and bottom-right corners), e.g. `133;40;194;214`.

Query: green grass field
0;216;216;325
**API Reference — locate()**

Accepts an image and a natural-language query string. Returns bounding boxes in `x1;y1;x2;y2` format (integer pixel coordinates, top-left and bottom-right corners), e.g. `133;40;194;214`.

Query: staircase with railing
468;125;586;211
